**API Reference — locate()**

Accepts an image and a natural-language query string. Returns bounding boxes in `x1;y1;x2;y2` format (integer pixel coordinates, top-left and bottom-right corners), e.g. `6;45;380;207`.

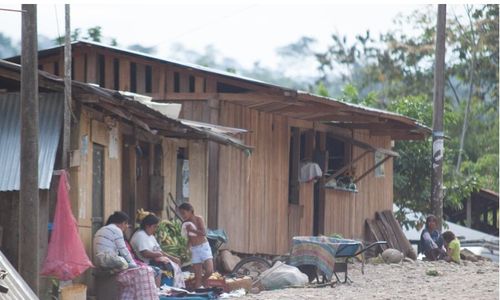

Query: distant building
445;188;499;236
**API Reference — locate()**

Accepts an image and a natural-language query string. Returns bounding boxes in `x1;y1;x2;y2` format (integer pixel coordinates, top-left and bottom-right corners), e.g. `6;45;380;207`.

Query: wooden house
9;40;430;256
445;188;499;236
0;59;248;277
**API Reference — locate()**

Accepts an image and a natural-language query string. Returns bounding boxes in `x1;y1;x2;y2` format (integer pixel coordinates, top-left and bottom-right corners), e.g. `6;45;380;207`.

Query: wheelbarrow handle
354;241;388;256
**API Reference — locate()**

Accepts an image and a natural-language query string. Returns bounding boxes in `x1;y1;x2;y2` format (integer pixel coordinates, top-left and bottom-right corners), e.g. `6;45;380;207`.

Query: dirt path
240;260;499;300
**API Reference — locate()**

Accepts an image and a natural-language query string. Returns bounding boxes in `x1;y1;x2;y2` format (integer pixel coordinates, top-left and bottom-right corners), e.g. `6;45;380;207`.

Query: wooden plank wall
69;109;124;255
298;182;314;236
175;99;210;222
287;182;314;248
218;101;289;255
323;130;393;239
161;138;178;219
188;140;208;222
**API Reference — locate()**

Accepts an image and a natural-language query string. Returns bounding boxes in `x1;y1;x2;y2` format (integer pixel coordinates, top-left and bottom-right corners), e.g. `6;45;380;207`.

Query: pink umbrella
41;170;93;280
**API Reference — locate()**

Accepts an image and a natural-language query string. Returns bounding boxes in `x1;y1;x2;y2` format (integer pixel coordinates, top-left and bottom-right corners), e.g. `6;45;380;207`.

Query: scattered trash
219;288;246;298
256;261;308;290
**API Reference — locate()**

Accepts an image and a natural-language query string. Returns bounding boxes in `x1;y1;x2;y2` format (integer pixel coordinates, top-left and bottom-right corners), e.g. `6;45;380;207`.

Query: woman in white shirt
130;214;184;288
93;211;138;271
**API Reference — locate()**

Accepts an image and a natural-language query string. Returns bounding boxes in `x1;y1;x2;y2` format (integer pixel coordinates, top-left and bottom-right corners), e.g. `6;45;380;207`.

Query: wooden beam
245;100;282;109
119;58;130;91
301;111;353;121
86;48;97;84
313;123;352;136
214;75;285;95
162;92;215;101
151;65;160;95
277;105;331;116
195;76;204;93
330;150;371;179
288;118;313;129
219;92;296;103
307;114;387;123
158;92;297;103
206;97;220;229
179;72;189;92
166;68;174;93
334;122;411;130
389;133;426;140
354;155;392;183
104;54;113;89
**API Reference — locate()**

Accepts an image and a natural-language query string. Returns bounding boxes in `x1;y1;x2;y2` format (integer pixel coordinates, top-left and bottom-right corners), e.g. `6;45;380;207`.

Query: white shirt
130;229;161;264
93;223;136;267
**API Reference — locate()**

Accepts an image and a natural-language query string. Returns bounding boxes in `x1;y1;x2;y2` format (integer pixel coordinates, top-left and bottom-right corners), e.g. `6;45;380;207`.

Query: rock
460;248;479;262
381;248;404;264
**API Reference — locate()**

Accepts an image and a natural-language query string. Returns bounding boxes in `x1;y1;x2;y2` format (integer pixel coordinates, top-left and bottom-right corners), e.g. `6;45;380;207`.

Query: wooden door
92;143;105;236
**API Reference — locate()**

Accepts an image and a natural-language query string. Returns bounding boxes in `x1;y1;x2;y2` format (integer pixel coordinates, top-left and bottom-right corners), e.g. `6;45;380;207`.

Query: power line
54;5;62;44
0;7;26;13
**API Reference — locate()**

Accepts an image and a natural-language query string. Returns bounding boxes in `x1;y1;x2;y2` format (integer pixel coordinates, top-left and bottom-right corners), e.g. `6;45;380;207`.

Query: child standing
178;203;214;289
442;231;461;264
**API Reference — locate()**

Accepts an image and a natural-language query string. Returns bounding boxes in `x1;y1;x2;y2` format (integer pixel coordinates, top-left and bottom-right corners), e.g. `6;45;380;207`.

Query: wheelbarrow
287;236;387;285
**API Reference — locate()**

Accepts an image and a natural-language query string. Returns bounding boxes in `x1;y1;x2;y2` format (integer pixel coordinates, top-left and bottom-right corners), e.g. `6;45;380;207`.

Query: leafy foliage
279;5;498;225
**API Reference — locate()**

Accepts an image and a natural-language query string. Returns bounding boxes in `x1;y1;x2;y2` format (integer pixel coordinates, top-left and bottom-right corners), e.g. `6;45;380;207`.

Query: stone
381;248;404;264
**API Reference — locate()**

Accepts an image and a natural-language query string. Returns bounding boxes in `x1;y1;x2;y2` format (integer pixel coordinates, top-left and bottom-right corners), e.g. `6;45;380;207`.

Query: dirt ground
240;259;499;300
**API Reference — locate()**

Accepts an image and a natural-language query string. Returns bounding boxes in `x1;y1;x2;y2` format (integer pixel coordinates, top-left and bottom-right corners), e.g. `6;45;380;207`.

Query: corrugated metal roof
0;250;37;300
0;60;251;151
0;93;63;191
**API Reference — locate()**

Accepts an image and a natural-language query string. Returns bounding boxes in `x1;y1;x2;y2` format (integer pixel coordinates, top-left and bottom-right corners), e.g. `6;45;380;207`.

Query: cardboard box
60;283;87;300
225;277;252;292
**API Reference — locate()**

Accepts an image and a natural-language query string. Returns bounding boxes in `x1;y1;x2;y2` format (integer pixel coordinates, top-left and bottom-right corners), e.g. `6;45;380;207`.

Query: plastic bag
258;261;308;290
41;171;93;280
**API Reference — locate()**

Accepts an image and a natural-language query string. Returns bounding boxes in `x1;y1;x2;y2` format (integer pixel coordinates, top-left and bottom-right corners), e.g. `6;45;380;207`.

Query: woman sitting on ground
93;211;138;272
130;214;185;288
418;215;446;260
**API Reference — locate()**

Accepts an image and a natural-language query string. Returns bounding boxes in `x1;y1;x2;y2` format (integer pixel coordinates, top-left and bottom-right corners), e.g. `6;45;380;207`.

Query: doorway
92;143;105;237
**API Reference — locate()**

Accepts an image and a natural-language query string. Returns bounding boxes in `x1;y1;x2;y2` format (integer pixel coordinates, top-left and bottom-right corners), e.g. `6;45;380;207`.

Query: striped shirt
93;223;136;267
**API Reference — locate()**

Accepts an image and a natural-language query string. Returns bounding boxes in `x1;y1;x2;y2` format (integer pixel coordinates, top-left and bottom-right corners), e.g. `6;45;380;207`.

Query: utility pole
431;4;446;231
19;4;39;294
62;4;71;168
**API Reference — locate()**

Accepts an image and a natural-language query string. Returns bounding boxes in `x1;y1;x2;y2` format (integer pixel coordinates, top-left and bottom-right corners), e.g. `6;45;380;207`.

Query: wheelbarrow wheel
231;256;272;279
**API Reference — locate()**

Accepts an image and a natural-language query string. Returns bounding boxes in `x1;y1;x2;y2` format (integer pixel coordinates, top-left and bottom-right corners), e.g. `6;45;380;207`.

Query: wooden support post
62;4;71;168
431;4;446;231
206;78;219;228
19;4;40;294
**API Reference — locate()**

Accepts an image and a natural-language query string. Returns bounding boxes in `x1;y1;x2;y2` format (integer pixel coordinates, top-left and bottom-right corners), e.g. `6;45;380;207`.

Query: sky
0;2;425;73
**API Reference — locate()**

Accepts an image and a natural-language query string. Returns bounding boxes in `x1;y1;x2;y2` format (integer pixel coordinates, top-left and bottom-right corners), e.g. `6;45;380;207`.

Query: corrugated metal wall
0;93;63;191
0;250;37;300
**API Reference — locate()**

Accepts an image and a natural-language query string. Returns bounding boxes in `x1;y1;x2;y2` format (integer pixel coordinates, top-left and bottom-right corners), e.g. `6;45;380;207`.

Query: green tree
0;32;19;58
54;26;112;45
282;5;499;225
